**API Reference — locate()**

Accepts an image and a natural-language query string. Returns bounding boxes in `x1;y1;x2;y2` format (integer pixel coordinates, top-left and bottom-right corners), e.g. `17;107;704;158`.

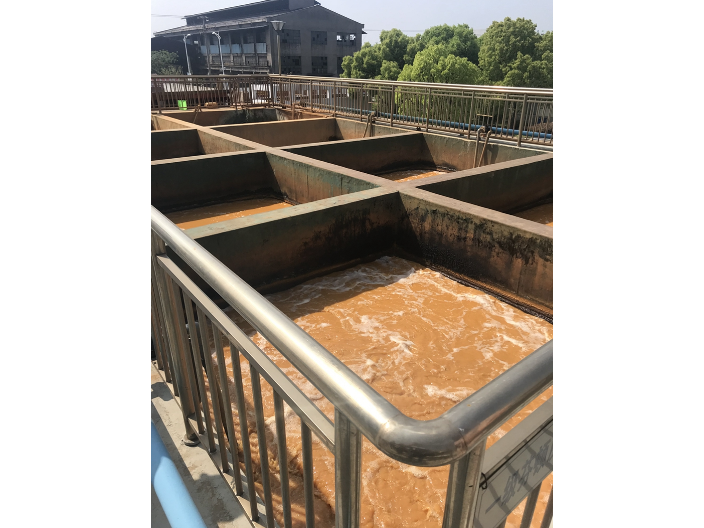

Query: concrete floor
151;364;256;528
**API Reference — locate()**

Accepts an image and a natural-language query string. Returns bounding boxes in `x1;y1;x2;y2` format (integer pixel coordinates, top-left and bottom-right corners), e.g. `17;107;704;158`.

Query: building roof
154;1;363;38
185;0;297;19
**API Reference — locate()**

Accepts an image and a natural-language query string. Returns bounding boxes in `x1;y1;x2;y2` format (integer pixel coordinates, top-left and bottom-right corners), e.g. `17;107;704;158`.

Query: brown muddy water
165;197;292;230
512;203;553;226
201;256;552;528
377;167;452;183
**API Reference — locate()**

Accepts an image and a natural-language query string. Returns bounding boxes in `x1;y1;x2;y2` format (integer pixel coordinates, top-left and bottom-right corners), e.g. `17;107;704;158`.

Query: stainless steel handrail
150;73;554;96
151;206;553;467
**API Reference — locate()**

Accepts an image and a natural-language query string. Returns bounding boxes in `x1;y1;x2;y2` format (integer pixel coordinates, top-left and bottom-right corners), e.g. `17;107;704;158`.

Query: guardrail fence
151;75;553;146
150;207;553;528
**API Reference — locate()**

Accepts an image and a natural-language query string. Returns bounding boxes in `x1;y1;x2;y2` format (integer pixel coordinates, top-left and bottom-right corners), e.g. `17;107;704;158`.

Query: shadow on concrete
151;381;255;528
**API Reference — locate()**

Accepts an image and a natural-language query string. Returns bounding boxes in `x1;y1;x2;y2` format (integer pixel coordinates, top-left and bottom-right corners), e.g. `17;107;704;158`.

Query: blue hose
151;422;208;528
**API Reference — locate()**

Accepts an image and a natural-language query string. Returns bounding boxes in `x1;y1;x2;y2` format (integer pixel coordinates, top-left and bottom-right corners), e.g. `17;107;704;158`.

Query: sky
151;0;553;42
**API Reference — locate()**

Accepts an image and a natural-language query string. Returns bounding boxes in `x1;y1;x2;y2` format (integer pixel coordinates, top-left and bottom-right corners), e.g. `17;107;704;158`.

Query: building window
312;56;328;76
311;31;327;45
281;55;302;75
337;33;356;46
255;43;267;54
281;29;301;45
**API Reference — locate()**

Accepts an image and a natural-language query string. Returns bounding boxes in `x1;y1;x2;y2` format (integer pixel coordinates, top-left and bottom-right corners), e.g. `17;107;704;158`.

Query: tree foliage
151;50;183;75
478;17;542;83
340;42;382;79
378;29;411;69
398;44;485;85
334;18;551;88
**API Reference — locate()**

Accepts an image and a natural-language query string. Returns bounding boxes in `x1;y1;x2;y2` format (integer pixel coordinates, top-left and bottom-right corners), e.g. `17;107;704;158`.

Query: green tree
405;24;480;65
499;29;553;88
378;29;411;69
151;50;183;75
379;60;402;81
340;42;383;79
478;17;541;83
398;44;485;84
534;31;553;59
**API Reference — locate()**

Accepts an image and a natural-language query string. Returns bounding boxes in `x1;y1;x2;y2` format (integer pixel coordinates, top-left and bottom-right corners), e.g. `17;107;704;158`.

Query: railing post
333;81;337;117
335;410;362;528
151;234;200;446
467;91;475;140
517;93;528;147
390;86;395;127
426;88;431;131
309;79;313;111
441;439;486;528
291;80;295;119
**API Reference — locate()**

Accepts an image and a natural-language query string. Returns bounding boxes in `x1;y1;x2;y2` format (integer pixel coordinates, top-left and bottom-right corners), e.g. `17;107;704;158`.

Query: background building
153;0;364;76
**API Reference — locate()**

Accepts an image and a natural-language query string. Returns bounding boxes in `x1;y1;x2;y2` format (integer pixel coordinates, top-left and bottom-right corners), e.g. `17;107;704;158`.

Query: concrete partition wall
282;133;431;173
175;188;402;294
152;114;191;130
418;154;553;213
160;108;280;126
152;150;382;212
333;118;412;140
398;188;553;311
212;118;338;147
152;129;202;161
152;151;278;211
422;134;545;170
151;129;253;161
265;152;379;203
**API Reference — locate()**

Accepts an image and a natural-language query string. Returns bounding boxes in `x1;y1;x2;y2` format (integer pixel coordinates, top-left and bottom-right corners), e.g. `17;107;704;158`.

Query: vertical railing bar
171;283;203;433
517;93;527;147
151;284;171;372
196;308;230;472
334;410;362;528
151;237;199;443
150;316;163;371
538;487;553;528
183;295;216;453
274;392;293;528
250;370;276;528
213;327;245;494
228;342;259;520
425;88;431;131
441;439;487;528
518;485;542;528
151;261;174;384
301;421;315;528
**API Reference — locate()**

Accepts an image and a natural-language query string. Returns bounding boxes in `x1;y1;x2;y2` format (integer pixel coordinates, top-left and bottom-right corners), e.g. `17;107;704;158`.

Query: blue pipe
151;422;208;528
334;106;552;140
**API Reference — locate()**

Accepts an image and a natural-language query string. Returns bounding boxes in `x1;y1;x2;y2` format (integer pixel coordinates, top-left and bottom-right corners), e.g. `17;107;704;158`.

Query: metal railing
151;74;553;146
150;206;553;528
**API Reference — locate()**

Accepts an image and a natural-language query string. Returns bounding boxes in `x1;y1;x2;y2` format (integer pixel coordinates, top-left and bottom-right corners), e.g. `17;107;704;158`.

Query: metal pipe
151;422;208;528
151;208;553;467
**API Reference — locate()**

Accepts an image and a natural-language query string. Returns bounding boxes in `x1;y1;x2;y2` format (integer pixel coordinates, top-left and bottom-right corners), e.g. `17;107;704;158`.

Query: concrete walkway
151;363;255;528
